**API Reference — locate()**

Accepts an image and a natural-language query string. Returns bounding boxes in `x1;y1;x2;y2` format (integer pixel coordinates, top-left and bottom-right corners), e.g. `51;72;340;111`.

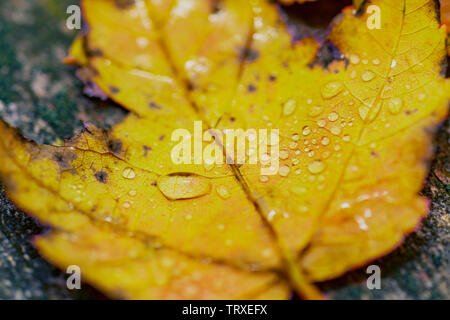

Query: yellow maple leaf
0;0;448;299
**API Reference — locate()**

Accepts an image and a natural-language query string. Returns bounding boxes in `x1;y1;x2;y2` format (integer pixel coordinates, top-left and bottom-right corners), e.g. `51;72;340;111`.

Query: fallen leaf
0;0;448;299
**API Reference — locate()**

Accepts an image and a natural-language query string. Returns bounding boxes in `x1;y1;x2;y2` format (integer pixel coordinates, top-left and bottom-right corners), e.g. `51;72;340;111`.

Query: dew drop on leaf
361;70;375;82
157;174;211;200
321;81;343;99
278;165;290;177
302;126;311;136
309;106;323;117
122;167;136;179
216;185;231;199
283;98;296;116
308;160;325;174
349;54;360;64
387;97;403;114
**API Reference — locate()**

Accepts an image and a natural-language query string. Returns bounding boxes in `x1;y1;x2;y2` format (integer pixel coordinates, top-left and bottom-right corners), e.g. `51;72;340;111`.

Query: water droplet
278;165;290;177
349;70;358;79
283;98;296;116
317;119;326;127
418;93;427;101
128;190;137;197
291;133;300;141
355;216;368;230
216;185;231;199
349;54;360;64
330;125;342;135
136;37;149;48
358;105;370;120
387;97;403;114
279;150;289;160
361;70;375;82
372;58;380;65
309;106;323;117
289;142;298;149
122;167;136;179
157;174;211;200
302;126;311;136
342;134;351;142
328;112;339;122
259;175;269;183
321;81;343;99
291;186;306;195
267;210;277;221
308;160;325;174
321;136;330;145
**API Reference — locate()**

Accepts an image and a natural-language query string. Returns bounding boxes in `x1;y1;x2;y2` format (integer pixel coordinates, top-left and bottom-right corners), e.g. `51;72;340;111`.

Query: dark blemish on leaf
210;0;223;13
186;82;196;91
230;117;236;123
309;40;345;69
247;84;257;92
143;145;152;157
109;86;120;94
268;74;277;82
52;151;77;171
150;102;161;109
151;181;157;186
94;171;108;184
432;0;441;23
108;139;123;154
439;55;449;78
114;0;136;9
159;135;165;141
355;0;369;17
370;151;379;158
87;48;104;57
239;47;260;63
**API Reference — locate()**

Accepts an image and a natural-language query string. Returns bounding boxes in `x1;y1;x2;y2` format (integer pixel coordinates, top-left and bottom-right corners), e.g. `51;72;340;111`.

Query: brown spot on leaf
114;0;135;9
87;48;104;57
239;47;260;63
108;139;123;155
94;171;108;183
109;86;120;94
143;145;152;157
52;151;78;171
150;102;161;109
247;84;257;92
